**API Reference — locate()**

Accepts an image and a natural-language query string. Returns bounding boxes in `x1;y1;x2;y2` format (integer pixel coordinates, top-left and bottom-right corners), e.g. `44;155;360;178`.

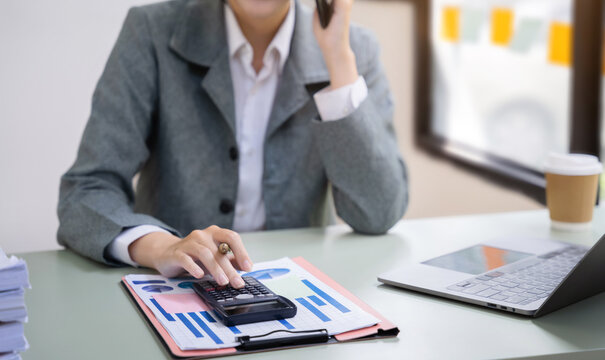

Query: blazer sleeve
311;31;409;235
57;8;178;265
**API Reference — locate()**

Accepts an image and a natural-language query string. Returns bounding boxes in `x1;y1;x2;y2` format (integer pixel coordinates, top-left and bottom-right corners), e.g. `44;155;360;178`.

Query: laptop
377;234;605;317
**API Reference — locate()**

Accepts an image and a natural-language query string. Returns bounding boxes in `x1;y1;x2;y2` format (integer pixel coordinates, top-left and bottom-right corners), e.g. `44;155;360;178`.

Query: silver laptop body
378;235;605;317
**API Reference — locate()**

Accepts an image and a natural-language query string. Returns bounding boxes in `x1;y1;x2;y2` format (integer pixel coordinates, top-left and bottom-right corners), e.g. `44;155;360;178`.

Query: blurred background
0;0;602;254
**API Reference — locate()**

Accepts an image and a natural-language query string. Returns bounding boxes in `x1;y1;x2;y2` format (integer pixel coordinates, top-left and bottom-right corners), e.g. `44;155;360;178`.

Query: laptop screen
422;245;532;275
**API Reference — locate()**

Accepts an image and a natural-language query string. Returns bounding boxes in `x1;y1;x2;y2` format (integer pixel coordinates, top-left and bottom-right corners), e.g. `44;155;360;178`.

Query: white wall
0;0;540;255
0;0;154;254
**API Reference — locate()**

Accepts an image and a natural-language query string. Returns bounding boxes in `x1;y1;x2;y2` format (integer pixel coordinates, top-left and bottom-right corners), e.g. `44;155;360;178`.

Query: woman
58;0;408;288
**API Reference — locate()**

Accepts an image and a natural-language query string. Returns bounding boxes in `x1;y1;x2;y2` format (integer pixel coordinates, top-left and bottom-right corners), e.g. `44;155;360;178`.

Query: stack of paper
0;248;30;360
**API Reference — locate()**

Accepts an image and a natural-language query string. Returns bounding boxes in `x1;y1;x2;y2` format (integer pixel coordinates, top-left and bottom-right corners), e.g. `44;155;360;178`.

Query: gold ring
218;242;231;254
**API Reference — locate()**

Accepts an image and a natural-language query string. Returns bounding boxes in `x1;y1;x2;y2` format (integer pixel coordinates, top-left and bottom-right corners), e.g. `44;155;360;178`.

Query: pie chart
178;281;194;289
142;285;173;293
244;268;290;280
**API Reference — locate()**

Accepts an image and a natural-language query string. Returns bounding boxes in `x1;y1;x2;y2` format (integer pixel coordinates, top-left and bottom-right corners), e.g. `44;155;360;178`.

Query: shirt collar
224;0;295;74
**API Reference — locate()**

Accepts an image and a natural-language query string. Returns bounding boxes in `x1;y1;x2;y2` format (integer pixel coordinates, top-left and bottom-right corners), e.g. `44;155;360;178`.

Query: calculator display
223;301;287;316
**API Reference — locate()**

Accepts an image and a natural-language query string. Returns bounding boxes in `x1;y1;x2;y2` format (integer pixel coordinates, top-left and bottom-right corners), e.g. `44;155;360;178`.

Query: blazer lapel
265;61;311;139
169;0;330;139
169;0;236;135
201;48;236;134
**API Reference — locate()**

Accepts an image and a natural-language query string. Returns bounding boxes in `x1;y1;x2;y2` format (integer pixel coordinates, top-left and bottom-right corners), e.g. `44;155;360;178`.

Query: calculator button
217;299;225;302
225;297;234;301
235;294;254;300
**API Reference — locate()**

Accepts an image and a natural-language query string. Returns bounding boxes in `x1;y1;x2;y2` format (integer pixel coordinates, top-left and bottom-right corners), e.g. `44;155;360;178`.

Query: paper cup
544;153;602;231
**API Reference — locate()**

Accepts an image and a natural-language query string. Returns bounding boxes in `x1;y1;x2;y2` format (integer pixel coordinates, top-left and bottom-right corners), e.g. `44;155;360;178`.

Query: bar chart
125;258;379;350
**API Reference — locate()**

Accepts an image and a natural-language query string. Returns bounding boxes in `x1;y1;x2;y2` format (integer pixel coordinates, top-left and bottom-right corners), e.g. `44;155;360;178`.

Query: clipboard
121;257;399;359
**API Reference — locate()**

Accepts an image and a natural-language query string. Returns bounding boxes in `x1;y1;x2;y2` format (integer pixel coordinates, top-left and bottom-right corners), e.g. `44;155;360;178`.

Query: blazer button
220;199;234;214
229;147;238;161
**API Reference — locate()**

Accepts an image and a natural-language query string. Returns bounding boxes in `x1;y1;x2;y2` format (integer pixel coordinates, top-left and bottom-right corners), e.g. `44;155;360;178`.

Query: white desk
21;208;605;359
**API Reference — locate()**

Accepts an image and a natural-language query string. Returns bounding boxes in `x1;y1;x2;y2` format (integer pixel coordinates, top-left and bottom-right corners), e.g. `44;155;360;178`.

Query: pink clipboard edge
122;279;237;358
121;257;398;357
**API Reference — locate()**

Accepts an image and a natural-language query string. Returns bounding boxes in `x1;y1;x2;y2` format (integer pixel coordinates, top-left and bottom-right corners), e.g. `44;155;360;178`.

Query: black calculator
192;276;297;326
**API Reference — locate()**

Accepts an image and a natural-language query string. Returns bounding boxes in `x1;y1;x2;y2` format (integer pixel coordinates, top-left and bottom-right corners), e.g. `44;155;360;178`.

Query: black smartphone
315;0;334;28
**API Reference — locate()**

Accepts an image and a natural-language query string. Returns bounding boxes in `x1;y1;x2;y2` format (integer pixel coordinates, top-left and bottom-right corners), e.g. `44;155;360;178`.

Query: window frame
406;0;603;203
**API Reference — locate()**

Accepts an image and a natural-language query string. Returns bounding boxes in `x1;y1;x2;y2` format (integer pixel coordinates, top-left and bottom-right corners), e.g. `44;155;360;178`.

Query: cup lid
544;153;603;176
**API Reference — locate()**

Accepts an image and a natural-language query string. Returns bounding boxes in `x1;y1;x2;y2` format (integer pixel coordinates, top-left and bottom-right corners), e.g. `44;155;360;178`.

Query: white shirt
227;2;292;231
107;1;368;266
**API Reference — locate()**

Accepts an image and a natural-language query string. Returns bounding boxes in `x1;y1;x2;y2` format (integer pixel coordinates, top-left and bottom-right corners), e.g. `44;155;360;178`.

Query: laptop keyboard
447;246;587;306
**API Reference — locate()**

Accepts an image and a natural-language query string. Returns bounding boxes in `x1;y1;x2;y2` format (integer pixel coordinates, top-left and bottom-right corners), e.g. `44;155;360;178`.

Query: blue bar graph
150;298;174;321
176;313;203;338
188;312;224;344
296;297;331;322
302;279;350;313
201;311;216;323
278;319;295;329
133;280;166;285
309;295;326;306
228;326;242;334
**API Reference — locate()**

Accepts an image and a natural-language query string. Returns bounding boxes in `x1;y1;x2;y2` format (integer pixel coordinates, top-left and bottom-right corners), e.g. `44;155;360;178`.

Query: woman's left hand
312;0;359;89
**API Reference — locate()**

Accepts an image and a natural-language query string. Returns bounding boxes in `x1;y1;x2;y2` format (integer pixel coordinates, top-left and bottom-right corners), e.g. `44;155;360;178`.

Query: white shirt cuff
106;225;170;267
313;76;368;121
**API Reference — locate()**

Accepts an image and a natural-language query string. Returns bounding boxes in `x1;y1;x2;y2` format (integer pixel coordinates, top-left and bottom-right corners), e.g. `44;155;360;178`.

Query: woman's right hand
128;225;253;288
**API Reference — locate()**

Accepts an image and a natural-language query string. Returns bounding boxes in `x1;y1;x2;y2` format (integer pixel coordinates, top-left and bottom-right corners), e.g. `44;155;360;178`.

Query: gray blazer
57;0;409;265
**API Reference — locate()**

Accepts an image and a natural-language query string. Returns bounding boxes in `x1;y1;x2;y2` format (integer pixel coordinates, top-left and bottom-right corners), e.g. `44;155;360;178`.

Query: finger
224;252;238;267
215;252;245;289
225;253;243;271
334;0;353;12
190;238;243;289
198;240;244;289
207;227;253;272
200;228;245;288
186;242;229;286
177;252;205;279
